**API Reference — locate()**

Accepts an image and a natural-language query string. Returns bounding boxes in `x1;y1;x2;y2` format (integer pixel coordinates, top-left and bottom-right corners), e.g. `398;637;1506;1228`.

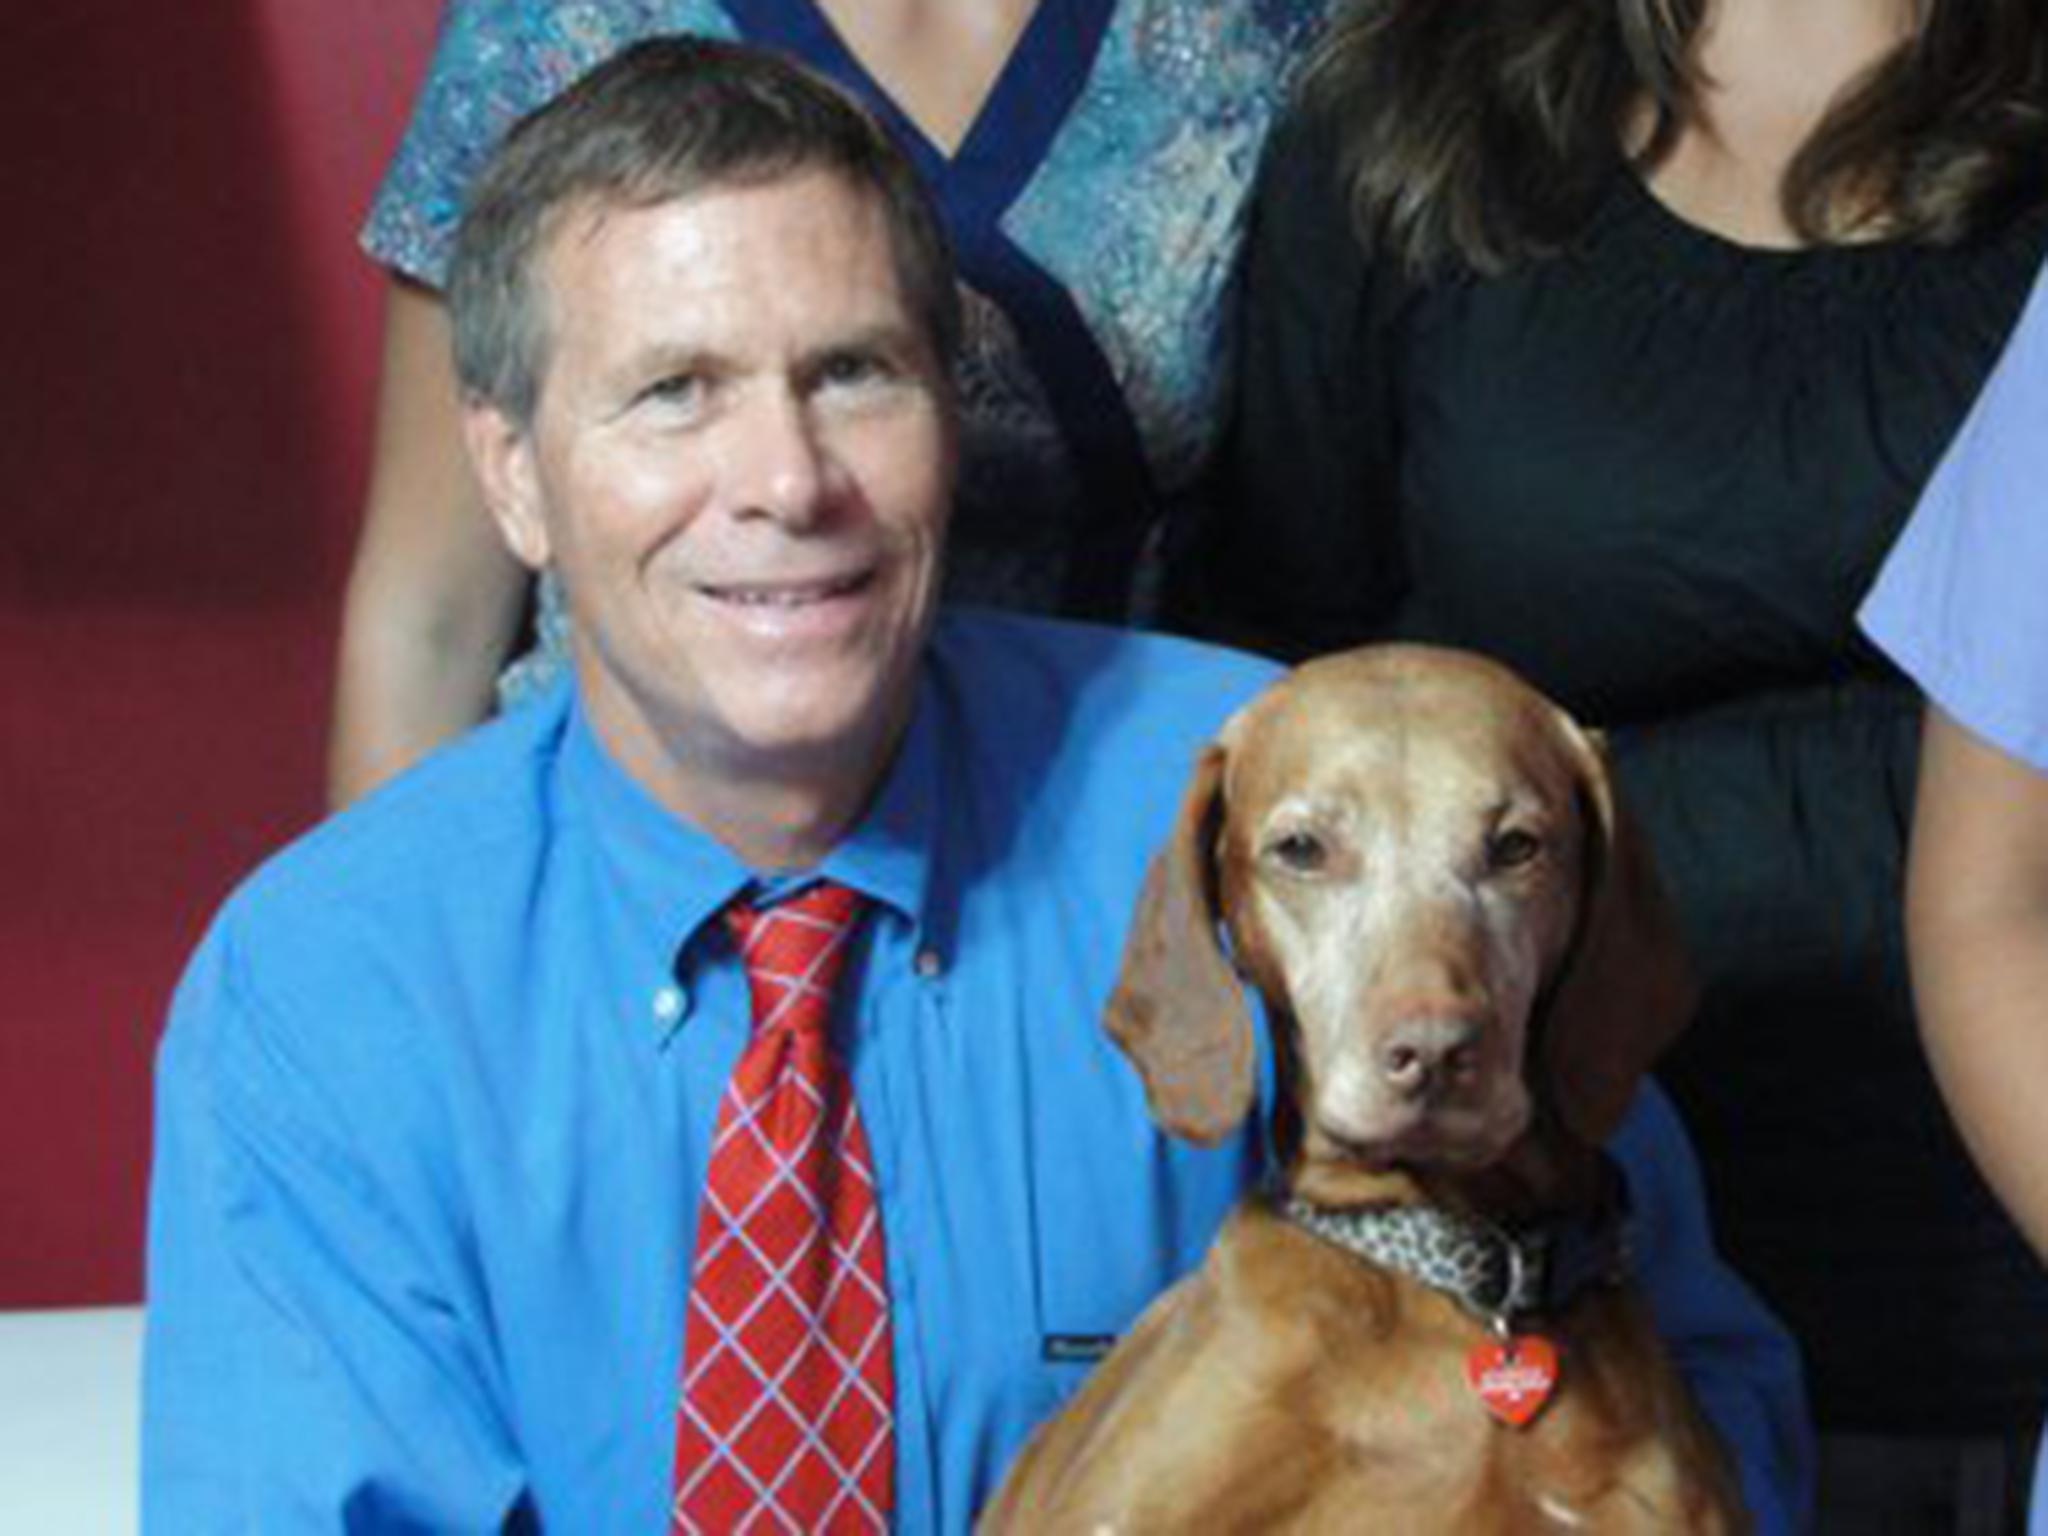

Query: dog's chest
1203;1233;1716;1531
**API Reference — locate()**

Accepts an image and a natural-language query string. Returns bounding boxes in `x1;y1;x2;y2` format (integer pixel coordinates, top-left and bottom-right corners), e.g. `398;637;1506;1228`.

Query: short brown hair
447;37;961;424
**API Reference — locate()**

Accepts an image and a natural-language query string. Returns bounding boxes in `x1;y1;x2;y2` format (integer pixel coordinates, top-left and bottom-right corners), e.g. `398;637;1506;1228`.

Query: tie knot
722;881;865;1036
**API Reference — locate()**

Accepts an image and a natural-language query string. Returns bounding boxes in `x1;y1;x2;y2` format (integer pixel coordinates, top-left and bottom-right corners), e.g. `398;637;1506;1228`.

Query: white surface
0;1306;141;1536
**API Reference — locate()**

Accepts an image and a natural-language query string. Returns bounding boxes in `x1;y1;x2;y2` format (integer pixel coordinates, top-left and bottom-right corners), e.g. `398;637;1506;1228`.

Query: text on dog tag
1465;1334;1559;1428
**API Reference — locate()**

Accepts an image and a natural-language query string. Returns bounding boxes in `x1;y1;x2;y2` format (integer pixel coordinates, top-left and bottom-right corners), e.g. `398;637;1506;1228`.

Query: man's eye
640;373;704;409
818;350;890;389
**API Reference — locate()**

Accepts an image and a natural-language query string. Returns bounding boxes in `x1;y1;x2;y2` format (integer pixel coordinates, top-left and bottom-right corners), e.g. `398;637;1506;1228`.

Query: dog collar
1271;1156;1633;1334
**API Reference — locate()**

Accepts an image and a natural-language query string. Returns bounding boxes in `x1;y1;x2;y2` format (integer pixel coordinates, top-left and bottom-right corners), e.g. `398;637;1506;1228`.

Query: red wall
0;0;442;1304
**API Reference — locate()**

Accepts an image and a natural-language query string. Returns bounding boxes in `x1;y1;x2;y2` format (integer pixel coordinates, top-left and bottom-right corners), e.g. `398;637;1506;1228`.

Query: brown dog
979;645;1745;1534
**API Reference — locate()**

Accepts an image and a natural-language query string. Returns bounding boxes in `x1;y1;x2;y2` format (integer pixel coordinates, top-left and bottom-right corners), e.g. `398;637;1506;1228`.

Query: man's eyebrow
595;343;728;410
593;342;723;421
616;341;722;379
803;320;928;363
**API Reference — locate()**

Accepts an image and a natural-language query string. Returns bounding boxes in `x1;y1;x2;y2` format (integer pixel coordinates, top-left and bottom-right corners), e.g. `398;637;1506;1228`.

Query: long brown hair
1307;0;2048;276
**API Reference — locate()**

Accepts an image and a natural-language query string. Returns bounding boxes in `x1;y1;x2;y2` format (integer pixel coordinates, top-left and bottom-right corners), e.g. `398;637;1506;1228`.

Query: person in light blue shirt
1861;255;2048;1536
144;37;1810;1532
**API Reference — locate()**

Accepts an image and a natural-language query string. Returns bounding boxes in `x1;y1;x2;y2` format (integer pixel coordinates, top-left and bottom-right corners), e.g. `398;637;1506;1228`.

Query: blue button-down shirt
144;613;1809;1531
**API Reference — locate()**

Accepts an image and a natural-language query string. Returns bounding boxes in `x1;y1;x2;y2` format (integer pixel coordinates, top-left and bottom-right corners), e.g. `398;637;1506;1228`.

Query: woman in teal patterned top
330;0;1330;803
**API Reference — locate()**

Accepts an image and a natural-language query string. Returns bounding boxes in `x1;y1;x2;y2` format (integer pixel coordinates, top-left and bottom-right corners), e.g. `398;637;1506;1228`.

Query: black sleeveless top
1190;108;2048;1432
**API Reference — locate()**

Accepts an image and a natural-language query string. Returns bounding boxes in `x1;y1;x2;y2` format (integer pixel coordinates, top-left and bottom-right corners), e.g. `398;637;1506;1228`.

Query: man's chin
697;664;915;766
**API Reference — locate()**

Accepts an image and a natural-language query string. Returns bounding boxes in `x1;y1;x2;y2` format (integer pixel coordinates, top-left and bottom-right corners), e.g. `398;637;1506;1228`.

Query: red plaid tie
672;882;895;1533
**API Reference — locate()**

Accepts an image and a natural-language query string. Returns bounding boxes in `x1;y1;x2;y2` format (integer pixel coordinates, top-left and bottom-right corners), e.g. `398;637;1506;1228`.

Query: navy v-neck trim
722;0;946;181
949;0;1109;225
724;0;1113;214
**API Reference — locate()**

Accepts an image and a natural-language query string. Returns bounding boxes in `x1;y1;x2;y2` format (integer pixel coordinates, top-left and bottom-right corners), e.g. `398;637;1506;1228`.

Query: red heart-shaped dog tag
1464;1334;1559;1428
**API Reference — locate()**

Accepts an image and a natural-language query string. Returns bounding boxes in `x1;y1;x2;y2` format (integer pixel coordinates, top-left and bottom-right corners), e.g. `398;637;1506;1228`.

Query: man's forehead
514;168;948;429
543;167;879;262
534;172;913;339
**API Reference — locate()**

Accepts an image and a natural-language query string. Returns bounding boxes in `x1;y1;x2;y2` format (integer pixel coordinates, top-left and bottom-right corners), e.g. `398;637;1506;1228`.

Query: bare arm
1905;705;2048;1261
327;277;529;808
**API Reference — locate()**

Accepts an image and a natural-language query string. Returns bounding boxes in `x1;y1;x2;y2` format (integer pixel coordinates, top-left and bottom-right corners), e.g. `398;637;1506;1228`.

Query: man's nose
731;387;834;528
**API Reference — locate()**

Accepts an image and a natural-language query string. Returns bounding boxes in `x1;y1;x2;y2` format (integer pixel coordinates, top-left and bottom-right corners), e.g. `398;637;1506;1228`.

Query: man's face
471;169;955;820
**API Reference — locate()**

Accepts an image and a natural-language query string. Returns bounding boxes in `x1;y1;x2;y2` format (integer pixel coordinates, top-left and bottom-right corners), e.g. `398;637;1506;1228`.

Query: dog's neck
1283;1110;1609;1228
1276;1113;1632;1330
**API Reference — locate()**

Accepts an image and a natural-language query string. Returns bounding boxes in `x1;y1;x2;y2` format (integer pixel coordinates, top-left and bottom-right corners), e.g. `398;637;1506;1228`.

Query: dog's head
1107;646;1694;1177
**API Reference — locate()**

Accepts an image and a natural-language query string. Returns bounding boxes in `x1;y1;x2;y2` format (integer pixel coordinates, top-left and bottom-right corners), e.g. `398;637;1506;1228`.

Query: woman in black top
1184;0;2048;1520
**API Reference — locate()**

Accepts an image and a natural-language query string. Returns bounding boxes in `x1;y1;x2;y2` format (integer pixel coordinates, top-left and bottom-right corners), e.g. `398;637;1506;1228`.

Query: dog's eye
1268;830;1329;875
1487;828;1543;871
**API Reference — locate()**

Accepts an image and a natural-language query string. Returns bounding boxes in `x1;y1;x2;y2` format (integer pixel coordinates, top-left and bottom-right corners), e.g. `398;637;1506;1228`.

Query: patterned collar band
1272;1157;1633;1334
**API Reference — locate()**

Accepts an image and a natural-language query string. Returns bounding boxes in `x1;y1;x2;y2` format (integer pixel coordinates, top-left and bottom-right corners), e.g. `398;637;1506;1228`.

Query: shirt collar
554;670;945;960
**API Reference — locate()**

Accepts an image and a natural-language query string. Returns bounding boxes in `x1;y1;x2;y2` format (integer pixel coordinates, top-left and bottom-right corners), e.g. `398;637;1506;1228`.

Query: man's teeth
715;577;859;607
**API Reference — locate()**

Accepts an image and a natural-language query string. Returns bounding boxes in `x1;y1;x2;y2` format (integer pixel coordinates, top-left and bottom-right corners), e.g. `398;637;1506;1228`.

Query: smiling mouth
699;572;873;608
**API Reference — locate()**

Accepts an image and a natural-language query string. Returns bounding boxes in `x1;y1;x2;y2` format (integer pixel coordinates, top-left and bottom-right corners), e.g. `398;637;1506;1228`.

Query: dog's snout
1378;1016;1484;1101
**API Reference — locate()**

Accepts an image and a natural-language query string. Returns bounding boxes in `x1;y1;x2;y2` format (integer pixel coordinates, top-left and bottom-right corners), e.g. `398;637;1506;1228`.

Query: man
144;39;1809;1532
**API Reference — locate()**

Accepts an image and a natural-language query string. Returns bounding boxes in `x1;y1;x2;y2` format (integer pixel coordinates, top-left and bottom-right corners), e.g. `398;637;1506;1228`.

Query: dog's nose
1379;1017;1483;1101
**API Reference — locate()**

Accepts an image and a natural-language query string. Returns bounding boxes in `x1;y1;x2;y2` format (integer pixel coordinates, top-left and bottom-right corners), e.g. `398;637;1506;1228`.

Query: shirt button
652;986;685;1024
913;948;943;980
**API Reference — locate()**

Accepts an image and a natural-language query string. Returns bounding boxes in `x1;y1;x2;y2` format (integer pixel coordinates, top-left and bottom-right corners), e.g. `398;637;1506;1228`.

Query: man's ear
461;399;551;572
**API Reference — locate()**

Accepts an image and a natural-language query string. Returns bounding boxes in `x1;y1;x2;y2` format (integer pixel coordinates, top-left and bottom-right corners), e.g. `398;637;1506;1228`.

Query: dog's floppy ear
1105;743;1258;1144
1541;721;1697;1146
